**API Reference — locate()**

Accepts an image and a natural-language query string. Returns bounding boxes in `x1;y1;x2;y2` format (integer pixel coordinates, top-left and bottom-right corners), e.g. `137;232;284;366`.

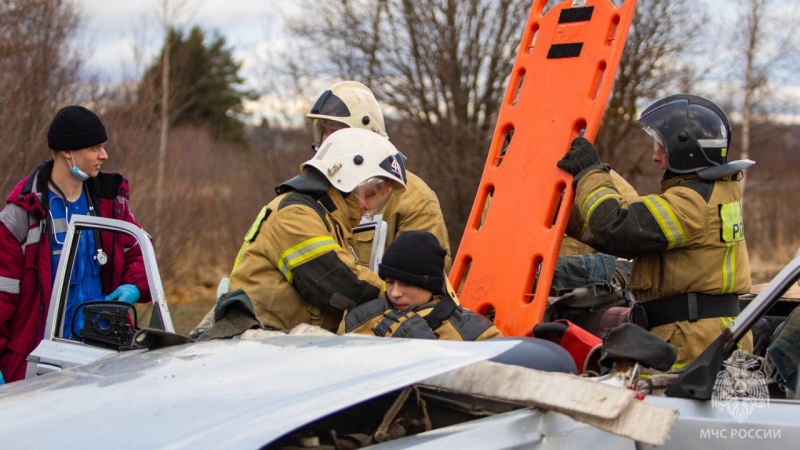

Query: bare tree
152;0;196;247
0;0;84;193
283;0;529;246
595;0;709;186
732;0;799;196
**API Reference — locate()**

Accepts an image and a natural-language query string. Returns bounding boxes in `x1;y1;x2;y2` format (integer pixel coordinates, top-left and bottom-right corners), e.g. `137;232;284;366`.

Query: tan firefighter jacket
567;168;752;366
224;185;384;332
560;169;639;256
351;170;452;272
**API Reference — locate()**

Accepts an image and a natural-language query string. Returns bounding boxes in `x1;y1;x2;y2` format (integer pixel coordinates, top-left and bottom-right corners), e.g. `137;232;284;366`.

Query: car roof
0;334;518;449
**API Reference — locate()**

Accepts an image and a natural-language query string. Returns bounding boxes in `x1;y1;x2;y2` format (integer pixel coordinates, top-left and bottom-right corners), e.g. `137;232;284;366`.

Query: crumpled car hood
0;334;518;449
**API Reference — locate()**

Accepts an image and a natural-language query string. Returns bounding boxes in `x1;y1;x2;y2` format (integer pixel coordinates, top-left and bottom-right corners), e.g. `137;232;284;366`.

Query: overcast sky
74;0;797;121
77;0;290;85
80;0;742;85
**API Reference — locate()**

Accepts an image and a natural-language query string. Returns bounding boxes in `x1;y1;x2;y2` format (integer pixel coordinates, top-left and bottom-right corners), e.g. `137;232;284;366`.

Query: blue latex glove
0;370;5;385
105;284;140;304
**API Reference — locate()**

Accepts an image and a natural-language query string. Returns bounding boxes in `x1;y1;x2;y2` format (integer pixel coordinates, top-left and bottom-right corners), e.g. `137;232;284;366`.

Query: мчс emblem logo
711;350;769;423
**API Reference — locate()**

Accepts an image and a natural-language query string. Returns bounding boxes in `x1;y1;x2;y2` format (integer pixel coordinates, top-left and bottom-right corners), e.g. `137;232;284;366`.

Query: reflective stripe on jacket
567;168;752;365
0;160;149;382
560;169;639;256
229;187;383;332
569;169;751;300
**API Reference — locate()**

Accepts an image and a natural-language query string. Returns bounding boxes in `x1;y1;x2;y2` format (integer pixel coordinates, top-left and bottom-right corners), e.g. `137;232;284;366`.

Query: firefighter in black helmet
557;94;754;369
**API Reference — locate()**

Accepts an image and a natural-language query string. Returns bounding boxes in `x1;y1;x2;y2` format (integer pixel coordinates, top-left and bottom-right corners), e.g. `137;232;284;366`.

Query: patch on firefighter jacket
719;201;744;242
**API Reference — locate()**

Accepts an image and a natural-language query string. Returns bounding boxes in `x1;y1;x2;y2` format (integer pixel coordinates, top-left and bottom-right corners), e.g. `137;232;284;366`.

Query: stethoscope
48;179;108;266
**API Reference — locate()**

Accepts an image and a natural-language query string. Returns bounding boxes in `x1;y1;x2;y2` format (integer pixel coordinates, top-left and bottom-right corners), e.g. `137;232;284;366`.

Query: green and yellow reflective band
580;187;617;236
719;317;749;351
641;195;686;249
231;206;272;271
231;242;249;271
581;187;617;221
721;241;736;293
244;206;270;243
671;361;689;371
277;236;339;282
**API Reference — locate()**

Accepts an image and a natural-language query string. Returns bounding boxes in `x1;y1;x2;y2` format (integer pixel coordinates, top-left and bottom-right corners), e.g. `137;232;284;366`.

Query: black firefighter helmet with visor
638;94;732;174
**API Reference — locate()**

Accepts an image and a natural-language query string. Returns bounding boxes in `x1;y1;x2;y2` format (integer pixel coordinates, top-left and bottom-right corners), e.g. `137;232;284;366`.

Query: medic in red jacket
0;105;150;383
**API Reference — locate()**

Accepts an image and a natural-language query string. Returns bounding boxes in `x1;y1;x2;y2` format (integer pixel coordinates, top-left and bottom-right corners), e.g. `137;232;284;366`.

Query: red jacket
0;160;150;382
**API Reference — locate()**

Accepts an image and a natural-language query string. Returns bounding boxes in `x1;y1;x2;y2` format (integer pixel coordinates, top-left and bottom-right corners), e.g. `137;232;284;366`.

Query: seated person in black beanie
339;230;501;340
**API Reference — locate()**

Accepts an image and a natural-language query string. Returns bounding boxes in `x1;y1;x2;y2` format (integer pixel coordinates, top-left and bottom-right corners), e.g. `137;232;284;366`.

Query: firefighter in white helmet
307;81;452;272
194;129;408;334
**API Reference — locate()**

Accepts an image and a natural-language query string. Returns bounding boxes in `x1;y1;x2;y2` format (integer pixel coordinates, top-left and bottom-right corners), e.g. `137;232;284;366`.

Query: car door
25;215;173;378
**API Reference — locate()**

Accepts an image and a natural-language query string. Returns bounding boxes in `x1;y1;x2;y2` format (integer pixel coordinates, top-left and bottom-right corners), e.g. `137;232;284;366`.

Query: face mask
67;153;90;181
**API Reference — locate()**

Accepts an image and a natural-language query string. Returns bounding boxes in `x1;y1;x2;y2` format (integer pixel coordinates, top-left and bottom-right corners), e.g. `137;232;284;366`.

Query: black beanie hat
379;230;446;294
47;105;108;151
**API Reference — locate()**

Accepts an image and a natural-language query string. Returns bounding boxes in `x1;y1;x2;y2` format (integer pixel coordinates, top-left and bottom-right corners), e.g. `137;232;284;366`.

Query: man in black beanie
339;230;501;340
0;105;150;384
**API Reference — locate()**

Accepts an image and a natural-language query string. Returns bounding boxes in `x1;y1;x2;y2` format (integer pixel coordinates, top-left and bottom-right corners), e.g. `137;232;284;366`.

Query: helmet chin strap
67;152;90;181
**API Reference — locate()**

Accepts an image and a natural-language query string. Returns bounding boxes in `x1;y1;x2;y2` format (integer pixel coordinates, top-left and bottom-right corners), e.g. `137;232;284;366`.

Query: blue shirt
48;188;103;340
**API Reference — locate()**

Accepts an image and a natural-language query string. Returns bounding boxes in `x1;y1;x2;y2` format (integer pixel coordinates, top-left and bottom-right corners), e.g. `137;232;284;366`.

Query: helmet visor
312;118;349;148
643;126;665;149
352;177;393;220
309;90;351;117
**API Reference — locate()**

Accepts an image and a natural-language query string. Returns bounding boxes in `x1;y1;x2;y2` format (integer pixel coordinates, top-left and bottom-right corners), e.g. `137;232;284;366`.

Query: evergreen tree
141;26;255;142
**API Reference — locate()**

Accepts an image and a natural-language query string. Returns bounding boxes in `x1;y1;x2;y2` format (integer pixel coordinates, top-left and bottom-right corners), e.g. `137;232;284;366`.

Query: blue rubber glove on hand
0;370;5;385
105;284;140;304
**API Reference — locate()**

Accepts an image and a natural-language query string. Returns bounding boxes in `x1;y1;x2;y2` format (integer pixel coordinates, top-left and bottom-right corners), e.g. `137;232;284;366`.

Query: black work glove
557;137;602;177
329;293;357;311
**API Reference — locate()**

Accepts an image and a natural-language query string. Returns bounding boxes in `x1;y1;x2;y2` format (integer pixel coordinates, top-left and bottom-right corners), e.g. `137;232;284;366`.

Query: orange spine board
450;0;637;336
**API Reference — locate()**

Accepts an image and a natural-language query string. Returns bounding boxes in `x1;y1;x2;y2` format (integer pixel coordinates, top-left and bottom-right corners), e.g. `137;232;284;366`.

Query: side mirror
76;301;138;351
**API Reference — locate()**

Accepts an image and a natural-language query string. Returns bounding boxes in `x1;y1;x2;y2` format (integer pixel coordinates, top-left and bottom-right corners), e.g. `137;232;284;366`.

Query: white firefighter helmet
303;128;406;219
307;81;388;146
303;127;406;193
